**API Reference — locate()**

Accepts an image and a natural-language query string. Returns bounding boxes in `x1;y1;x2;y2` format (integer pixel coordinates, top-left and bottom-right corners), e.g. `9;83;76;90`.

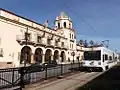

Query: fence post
61;64;63;76
12;68;15;86
45;65;47;80
79;62;80;71
20;67;24;89
71;62;73;72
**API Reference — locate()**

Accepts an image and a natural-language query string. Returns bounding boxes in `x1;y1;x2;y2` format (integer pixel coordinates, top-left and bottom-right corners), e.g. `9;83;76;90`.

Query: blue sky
0;0;120;51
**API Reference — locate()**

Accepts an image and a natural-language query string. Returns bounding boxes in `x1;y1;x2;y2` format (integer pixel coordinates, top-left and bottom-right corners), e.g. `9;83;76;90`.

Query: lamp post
71;51;75;64
24;27;28;67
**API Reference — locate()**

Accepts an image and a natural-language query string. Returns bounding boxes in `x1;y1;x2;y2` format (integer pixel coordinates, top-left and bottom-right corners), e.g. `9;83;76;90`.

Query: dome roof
60;12;69;18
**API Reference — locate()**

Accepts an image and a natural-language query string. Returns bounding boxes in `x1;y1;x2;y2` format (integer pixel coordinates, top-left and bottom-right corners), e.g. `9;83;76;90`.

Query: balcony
61;44;68;50
55;42;61;49
16;35;36;45
46;40;54;48
36;38;46;46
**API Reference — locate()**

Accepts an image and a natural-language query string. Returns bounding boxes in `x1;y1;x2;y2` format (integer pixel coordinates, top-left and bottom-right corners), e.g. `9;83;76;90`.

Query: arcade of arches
20;46;66;64
20;46;32;64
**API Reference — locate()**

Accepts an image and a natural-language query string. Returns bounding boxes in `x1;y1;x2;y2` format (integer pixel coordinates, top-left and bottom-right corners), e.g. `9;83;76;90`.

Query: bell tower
54;12;77;63
54;12;72;29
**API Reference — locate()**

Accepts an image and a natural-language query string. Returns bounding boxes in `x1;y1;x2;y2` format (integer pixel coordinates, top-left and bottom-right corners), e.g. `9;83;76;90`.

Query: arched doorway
45;49;52;63
20;46;32;64
60;51;66;62
54;50;59;61
34;48;43;63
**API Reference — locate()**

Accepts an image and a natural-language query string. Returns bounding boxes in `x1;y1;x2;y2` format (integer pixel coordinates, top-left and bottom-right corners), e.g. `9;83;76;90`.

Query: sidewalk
24;72;102;90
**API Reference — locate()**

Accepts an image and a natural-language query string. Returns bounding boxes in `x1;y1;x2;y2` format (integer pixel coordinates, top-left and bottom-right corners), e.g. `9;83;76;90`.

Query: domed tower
54;12;77;63
54;12;72;30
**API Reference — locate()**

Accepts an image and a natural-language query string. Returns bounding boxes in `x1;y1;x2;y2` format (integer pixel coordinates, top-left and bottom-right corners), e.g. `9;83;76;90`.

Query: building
0;8;84;68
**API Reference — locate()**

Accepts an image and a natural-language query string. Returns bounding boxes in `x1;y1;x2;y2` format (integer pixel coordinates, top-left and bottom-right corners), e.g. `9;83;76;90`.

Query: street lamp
24;27;28;67
71;51;75;64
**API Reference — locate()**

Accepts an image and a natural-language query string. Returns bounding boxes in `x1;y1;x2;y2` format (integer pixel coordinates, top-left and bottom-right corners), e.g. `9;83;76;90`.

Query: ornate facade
0;9;84;67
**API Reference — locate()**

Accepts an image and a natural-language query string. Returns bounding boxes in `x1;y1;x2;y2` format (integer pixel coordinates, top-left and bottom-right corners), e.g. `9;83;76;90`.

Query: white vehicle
81;46;118;71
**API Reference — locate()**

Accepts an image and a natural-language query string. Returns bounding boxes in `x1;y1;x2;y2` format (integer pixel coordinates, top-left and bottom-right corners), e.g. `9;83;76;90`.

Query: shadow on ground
76;64;120;90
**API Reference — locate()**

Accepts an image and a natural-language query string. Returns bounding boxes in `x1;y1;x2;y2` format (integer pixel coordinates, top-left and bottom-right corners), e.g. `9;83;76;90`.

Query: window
61;42;64;47
64;22;66;28
115;57;117;60
58;23;60;28
69;23;71;28
70;33;71;38
105;54;108;60
84;50;101;60
47;39;51;45
70;43;71;48
25;33;31;41
72;34;73;39
72;44;73;49
37;36;41;43
55;40;58;46
103;54;105;62
109;56;112;60
0;48;3;57
77;56;79;61
68;58;70;62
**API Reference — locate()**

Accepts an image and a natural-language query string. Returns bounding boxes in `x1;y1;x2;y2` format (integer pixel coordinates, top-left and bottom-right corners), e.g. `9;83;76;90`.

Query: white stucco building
0;8;84;68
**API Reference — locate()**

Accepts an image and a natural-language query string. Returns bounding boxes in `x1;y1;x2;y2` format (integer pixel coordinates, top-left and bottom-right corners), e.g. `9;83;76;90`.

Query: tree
89;40;94;46
79;39;84;45
84;40;88;47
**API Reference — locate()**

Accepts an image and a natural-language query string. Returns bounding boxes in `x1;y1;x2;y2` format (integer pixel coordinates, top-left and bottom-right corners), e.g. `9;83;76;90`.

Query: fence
0;62;82;90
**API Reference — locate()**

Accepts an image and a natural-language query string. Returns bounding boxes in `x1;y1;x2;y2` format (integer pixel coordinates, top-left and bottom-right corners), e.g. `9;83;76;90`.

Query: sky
0;0;120;51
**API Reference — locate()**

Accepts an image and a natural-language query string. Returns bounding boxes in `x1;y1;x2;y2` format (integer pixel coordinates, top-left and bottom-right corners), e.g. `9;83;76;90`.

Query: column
42;54;45;63
31;53;35;63
51;54;54;61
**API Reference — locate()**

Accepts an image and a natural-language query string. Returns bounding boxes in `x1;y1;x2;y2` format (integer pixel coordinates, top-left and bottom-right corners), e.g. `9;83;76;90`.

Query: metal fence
0;62;82;90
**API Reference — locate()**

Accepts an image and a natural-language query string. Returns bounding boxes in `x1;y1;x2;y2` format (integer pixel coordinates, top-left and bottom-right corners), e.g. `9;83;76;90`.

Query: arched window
64;22;66;28
72;34;73;39
69;23;71;28
58;22;60;28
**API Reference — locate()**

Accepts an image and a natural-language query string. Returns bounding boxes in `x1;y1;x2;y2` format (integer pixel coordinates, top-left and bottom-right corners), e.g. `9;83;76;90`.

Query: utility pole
102;40;109;48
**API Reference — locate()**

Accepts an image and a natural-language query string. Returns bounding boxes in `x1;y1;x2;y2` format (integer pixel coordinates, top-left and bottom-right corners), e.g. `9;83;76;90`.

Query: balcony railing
55;42;61;48
16;35;67;49
46;41;54;47
16;35;36;45
36;39;46;46
61;44;68;49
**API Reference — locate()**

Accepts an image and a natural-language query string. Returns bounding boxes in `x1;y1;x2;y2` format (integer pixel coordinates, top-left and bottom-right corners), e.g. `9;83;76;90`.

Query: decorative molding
48;34;53;40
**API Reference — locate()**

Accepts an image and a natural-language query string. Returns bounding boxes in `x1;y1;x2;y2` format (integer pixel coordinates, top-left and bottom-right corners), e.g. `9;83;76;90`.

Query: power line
63;3;97;33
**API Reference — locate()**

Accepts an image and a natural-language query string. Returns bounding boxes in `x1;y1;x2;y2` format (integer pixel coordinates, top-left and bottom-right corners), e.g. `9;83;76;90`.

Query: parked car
42;60;57;69
27;63;44;73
